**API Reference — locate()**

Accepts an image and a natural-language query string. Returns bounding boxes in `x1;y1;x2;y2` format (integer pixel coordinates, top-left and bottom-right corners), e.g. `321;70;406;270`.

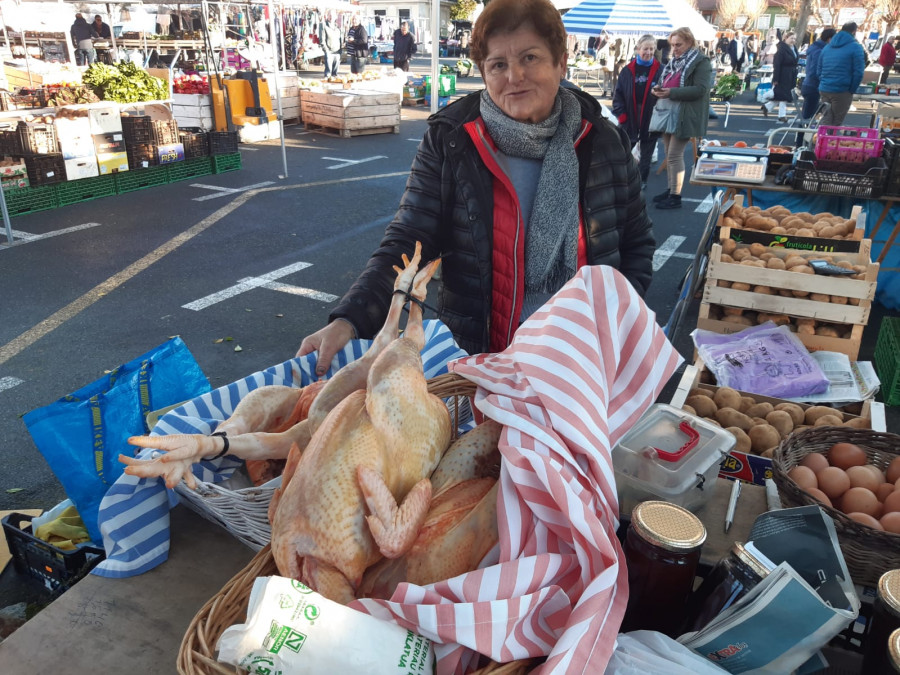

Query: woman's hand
653;87;671;99
297;319;355;376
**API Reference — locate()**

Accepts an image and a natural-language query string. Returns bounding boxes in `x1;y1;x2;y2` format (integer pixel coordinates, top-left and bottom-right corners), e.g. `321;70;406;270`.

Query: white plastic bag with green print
217;576;435;674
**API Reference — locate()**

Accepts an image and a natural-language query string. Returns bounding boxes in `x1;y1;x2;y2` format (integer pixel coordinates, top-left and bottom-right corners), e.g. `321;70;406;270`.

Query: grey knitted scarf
479;87;582;295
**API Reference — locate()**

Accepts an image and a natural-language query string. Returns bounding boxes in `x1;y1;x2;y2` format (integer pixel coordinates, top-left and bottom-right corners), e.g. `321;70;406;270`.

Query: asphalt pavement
0;59;896;517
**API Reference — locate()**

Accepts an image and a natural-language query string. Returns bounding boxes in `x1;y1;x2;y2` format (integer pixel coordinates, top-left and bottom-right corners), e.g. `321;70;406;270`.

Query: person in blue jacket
815;22;865;126
800;28;834;123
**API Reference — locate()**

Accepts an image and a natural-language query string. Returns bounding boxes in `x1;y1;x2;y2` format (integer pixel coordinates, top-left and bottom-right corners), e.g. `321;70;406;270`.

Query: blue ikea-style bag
23;337;210;543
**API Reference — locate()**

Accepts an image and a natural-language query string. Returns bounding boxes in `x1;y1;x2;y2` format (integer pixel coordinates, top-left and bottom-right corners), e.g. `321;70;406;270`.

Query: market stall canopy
562;0;717;42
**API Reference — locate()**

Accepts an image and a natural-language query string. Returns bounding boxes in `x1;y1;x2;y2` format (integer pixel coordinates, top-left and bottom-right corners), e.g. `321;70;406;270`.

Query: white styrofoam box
172;93;210;108
173;112;215;131
239;120;281;143
55;116;94;159
88;106;123;135
64;156;100;181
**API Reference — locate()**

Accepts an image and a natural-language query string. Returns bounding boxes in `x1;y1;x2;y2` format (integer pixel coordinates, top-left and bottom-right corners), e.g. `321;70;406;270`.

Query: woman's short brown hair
668;27;696;49
470;0;567;72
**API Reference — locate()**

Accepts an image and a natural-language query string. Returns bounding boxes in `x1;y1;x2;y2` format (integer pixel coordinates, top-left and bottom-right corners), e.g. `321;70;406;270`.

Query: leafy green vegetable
83;61;168;103
714;73;742;99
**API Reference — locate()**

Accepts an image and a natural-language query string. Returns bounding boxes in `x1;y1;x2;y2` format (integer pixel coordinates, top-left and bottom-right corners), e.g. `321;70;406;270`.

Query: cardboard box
156;143;184;165
64;156;100;181
96;151;128;175
1;176;28;189
88;106;123;135
55;117;94;160
0;160;27;179
93;132;125;155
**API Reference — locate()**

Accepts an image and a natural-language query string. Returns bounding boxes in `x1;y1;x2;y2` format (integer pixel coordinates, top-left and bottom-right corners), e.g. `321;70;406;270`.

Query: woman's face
637;41;655;61
482;24;566;124
785;34;796;45
669;34;689;58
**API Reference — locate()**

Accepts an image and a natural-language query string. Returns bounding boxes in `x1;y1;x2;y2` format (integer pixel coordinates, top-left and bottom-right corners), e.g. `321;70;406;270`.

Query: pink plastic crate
815;125;884;164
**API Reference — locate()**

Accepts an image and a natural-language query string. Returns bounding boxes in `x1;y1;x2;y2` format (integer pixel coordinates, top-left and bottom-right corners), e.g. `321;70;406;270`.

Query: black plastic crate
24;153;65;185
208;130;239;155
17;120;58;155
791;150;886;199
10;87;48;109
178;127;209;158
121;116;179;146
0;128;21;155
883;138;900;197
2;512;105;593
125;143;158;170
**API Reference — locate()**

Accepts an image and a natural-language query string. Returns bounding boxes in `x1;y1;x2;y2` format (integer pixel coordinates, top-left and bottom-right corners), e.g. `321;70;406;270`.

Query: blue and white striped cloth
92;320;469;578
562;0;716;41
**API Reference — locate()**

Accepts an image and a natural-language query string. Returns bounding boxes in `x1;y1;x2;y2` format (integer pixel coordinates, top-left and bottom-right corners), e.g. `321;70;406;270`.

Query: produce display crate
1;183;58;216
121;116;179;145
125;143;158;170
56;174;117;206
0;128;21;155
815;125;884;164
1;512;105;594
718;196;867;254
699;237;878;361
424;73;456;96
207;130;239;155
300;90;401;138
17;120;58;155
114;164;168;193
210;152;241;173
791;151;886;199
874;316;900;406
167;155;214;182
178;127;209;159
24;153;65;185
670;363;886;486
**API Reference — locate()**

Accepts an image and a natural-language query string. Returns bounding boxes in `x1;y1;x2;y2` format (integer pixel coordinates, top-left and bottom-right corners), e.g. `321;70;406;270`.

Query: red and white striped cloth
352;266;683;674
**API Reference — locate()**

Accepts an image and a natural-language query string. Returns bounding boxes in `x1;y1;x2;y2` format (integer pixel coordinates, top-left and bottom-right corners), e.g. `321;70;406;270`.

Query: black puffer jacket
329;88;656;355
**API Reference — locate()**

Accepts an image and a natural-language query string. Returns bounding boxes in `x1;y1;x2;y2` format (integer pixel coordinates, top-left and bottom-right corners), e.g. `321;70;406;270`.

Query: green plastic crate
1;184;58;216
424;73;456;97
211;152;241;174
114;165;169;193
874;316;900;406
167;156;213;182
56;174;117;206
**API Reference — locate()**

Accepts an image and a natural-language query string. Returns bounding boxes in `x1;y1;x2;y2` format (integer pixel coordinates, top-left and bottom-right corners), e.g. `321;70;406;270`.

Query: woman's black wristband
210;431;229;459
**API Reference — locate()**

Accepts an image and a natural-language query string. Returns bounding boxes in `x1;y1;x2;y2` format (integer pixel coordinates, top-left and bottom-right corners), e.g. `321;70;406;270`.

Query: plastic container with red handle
612;403;736;514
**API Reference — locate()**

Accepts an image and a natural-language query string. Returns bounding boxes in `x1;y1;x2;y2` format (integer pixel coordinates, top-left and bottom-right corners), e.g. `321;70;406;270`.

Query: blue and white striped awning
562;0;717;42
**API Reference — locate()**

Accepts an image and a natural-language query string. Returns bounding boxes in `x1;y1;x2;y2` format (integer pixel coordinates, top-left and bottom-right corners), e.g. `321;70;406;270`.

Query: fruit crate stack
178;127;208;159
699;197;878;361
121;115;184;169
207;130;238;155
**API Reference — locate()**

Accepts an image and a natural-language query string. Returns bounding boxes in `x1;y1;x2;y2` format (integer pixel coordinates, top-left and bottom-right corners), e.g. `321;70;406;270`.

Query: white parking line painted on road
0;376;23;392
322;155;387;170
694;194;715;213
680;197;703;203
192;181;275;201
183;261;317;310
262;281;338;302
406;138;420;141
241;147;260;151
1;222;103;249
652;235;687;271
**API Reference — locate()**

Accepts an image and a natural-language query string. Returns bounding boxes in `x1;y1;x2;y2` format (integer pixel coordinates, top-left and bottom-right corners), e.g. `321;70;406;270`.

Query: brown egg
884;490;900;514
846;466;881;493
799;453;830;474
847;512;884;530
817;466;851;500
888;457;900;483
877;483;895;503
863;464;887;485
806;488;833;508
881;512;900;534
840;487;880;517
788;466;818;491
828;443;868;470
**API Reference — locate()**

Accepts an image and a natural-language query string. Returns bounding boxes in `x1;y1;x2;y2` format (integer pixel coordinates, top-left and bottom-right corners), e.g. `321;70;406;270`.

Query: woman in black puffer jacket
297;0;655;367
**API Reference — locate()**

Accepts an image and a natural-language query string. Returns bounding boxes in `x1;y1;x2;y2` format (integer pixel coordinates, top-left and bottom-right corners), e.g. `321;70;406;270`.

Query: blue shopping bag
23;337;210;543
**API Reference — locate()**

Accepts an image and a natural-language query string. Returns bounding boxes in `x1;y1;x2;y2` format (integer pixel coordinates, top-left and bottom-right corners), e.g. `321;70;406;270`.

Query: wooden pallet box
172;93;214;131
300;90;400;138
670;363;887;485
699;235;879;361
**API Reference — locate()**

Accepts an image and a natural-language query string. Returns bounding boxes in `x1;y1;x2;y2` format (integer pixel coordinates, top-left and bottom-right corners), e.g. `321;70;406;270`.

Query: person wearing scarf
650;27;712;210
613;34;662;190
296;0;655;370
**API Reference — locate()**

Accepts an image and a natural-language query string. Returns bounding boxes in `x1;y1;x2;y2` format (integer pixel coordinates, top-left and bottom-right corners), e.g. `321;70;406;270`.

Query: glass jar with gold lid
620;500;707;636
889;627;900;673
863;569;900;673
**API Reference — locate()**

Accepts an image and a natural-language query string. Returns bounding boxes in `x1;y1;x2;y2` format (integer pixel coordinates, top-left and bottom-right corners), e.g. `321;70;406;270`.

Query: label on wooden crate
156;143;185;165
717;225;863;253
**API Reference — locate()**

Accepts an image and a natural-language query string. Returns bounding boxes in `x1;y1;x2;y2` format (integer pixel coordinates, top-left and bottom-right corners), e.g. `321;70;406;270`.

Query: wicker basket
177;373;537;675
772;427;900;586
174;373;474;550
